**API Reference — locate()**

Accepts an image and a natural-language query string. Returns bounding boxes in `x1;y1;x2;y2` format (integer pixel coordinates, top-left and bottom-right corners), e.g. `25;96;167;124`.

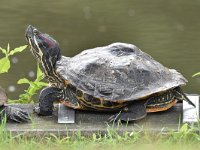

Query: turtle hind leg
34;87;63;116
108;100;147;122
174;87;195;107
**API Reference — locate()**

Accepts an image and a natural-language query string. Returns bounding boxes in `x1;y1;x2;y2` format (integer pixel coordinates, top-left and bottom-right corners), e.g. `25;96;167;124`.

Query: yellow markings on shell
146;100;177;112
75;90;123;110
147;99;175;107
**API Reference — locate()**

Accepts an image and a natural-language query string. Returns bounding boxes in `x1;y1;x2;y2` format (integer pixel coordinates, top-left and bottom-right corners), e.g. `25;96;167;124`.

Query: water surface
0;0;200;99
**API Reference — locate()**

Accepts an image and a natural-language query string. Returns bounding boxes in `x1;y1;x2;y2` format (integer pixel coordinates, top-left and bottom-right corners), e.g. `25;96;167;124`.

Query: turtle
25;25;195;122
0;86;30;123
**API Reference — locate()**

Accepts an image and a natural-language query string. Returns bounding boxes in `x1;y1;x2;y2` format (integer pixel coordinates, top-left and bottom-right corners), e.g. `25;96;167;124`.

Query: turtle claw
107;112;122;123
33;106;40;114
33;106;53;116
107;115;116;123
5;106;30;123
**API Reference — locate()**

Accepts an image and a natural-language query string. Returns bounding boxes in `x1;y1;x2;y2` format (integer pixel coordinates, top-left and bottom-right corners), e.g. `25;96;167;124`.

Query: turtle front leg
34;87;63;116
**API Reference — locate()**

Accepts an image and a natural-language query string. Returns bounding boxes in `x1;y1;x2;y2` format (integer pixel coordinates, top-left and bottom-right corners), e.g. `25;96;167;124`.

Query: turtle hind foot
4;106;30;123
108;101;147;122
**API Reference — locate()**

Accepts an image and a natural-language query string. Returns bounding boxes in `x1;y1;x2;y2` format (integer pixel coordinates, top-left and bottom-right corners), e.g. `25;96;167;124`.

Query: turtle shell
56;43;187;102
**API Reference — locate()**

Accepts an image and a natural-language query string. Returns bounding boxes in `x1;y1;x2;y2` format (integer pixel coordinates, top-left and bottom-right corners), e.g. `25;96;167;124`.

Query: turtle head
26;25;61;64
26;25;61;75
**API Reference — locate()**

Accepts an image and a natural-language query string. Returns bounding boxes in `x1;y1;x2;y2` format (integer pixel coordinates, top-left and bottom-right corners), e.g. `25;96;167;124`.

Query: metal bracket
183;94;199;123
58;103;75;123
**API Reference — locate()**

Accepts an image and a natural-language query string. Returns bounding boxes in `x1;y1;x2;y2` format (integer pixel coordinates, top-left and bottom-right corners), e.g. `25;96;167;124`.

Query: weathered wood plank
5;103;184;136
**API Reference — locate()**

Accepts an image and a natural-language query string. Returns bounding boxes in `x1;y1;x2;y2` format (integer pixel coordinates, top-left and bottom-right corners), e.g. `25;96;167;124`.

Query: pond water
0;0;200;99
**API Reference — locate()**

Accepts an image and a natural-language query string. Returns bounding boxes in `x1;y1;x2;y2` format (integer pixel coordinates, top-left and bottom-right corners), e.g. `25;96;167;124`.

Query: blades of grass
180;123;188;133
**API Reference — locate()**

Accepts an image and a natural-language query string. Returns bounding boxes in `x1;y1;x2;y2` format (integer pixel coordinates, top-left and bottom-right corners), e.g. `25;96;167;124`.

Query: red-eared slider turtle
0;87;30;123
25;25;195;122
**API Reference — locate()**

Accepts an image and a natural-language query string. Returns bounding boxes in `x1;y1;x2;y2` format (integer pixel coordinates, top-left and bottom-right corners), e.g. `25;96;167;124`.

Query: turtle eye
33;29;39;35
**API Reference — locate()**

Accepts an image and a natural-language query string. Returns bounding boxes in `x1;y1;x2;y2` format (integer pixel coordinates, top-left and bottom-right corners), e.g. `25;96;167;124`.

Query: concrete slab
5;103;185;136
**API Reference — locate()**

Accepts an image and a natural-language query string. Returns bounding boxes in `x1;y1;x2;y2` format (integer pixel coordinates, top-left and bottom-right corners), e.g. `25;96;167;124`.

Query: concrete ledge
5;103;184;136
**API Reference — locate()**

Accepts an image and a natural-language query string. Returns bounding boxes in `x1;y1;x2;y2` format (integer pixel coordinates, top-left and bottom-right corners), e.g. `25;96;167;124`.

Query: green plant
0;44;27;74
0;43;46;104
9;64;48;104
192;72;200;77
0;123;200;150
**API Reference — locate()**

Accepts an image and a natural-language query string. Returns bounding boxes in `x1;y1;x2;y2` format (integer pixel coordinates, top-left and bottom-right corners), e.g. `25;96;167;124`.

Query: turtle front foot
4;106;30;123
33;106;53;116
34;87;62;116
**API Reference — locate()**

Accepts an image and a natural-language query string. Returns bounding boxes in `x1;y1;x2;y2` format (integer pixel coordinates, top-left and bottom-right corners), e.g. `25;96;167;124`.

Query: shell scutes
56;43;187;102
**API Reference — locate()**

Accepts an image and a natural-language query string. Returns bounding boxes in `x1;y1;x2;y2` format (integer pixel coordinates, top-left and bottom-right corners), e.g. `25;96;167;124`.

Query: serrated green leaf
13;58;48;104
17;78;30;84
29;82;37;87
0;47;7;55
192;72;200;77
0;57;10;73
9;45;27;56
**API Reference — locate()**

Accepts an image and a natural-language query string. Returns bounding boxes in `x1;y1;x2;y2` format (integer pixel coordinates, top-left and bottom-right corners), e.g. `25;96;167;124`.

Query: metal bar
58;103;75;123
183;95;199;123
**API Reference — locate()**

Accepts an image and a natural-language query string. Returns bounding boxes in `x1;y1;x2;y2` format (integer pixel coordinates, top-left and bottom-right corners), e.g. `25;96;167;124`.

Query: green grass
0;122;200;150
0;44;198;149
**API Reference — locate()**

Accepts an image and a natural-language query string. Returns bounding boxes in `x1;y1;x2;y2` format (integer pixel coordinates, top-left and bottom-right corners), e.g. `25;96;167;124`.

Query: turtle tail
174;87;196;108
